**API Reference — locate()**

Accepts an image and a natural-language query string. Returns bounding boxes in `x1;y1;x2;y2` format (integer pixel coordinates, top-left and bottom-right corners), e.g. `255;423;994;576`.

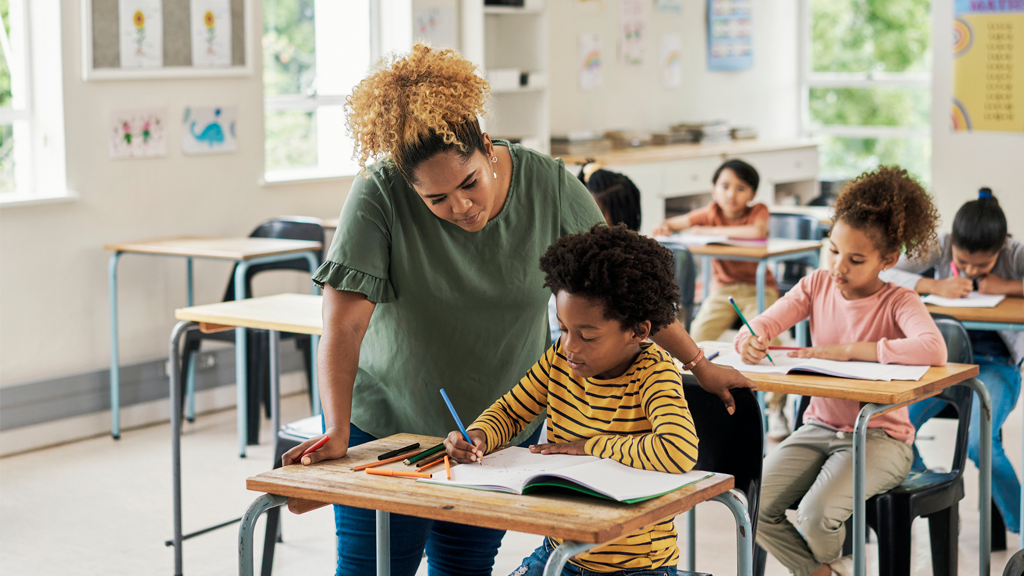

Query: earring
492;156;497;179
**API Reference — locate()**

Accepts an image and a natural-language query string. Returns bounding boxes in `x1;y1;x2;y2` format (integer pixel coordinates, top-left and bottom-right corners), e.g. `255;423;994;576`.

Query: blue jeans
334;423;545;576
908;354;1022;533
510;538;678;576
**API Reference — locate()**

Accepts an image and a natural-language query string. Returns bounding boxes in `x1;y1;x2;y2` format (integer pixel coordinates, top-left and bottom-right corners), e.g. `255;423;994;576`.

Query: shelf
484;6;543;15
491;84;546;94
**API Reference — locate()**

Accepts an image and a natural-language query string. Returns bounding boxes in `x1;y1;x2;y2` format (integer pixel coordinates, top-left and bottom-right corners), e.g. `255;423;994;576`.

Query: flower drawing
204;11;216;54
133;10;146;56
122;122;133;146
204;11;215;29
133;10;145;29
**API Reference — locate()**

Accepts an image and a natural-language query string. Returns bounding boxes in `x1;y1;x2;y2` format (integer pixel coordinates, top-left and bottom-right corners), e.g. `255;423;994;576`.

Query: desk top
105;236;322;260
767;205;833;226
556;139;817;166
175;293;323;335
682;238;823;259
323;218;338;230
247;434;735;544
926;296;1024;325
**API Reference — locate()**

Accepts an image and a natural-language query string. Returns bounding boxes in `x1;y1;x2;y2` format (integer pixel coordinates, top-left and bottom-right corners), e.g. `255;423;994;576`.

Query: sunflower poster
952;1;1024;133
191;0;233;67
118;0;163;68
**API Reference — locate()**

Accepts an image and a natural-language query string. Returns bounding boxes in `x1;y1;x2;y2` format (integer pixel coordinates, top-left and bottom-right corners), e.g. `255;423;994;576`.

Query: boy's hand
788;344;851;361
739;335;769;365
444;429;488;463
282;428;347;466
934;276;973;299
529;440;588;455
977;274;1012;295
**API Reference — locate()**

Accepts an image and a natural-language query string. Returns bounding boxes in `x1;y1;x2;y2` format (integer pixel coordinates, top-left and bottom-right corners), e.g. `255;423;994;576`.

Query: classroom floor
1;373;1021;576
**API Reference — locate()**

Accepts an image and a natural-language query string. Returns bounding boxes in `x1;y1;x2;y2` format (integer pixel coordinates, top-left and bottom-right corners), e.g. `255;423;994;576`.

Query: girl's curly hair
832;166;939;261
540;224;680;336
345;44;491;179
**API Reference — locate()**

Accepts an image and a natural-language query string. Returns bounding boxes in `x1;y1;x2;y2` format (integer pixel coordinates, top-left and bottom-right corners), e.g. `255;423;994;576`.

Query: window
263;0;373;182
801;0;932;186
1;0;28;194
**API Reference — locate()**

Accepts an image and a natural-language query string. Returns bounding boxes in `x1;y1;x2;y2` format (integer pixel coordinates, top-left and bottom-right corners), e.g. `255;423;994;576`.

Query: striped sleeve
467;344;553;453
582;363;698;473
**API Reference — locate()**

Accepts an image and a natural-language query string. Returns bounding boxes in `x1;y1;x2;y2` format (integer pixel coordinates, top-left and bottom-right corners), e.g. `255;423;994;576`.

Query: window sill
0;190;79;208
260;167;357;187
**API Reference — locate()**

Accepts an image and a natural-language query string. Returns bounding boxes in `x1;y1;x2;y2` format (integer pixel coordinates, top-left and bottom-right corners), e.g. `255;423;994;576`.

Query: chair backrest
929;313;974;364
768;214;820;241
223;216;325;301
671;247;697;331
682;376;763;539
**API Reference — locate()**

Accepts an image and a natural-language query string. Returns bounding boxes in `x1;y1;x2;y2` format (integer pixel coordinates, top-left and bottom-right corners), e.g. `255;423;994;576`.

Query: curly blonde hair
345;44;491;178
833;166;940;261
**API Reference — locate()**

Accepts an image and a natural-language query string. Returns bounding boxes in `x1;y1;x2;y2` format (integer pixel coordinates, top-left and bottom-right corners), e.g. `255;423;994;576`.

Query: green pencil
728;296;775;365
404;444;444;465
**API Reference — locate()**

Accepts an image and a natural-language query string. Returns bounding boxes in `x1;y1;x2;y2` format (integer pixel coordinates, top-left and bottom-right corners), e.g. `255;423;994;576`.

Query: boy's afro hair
540;224;680;335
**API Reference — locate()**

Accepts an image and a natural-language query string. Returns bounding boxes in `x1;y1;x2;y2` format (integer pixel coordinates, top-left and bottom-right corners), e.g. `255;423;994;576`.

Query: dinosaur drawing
190;108;225;147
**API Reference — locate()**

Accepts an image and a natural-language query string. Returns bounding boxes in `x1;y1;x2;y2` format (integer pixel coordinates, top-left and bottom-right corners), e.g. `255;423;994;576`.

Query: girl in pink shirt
736;167;946;576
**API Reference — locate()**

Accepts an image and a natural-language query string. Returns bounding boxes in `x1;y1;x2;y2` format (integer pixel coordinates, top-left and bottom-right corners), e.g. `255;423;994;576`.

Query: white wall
548;0;800;140
931;0;1024;237
0;1;352;388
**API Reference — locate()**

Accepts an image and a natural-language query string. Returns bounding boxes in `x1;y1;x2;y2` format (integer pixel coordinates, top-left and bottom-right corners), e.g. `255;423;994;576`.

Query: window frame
1;0;32;196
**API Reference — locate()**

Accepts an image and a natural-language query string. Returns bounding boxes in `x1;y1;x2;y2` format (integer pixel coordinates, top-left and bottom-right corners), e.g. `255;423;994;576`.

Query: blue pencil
728;296;775;365
439;388;473;444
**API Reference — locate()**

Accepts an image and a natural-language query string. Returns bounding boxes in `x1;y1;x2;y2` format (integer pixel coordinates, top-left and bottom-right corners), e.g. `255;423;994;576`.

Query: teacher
284;44;754;576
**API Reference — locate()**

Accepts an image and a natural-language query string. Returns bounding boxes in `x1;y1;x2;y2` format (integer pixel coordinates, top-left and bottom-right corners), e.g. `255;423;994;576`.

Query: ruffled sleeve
312;262;396;303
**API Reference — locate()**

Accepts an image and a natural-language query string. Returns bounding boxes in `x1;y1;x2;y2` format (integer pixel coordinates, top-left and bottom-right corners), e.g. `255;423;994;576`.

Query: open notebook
712;351;930;382
420;447;712;504
922;292;1005;308
655;233;767;248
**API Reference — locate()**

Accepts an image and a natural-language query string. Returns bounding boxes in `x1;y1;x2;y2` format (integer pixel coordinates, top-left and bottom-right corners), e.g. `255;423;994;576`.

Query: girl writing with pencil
737;167;947;576
880;188;1024;535
280;44;754;576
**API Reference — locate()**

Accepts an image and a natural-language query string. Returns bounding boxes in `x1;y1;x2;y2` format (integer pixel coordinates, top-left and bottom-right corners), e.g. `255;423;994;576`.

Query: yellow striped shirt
469;340;698;572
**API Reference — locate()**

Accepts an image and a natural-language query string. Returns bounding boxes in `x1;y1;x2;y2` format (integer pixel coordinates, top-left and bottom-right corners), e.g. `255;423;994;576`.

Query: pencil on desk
297;435;330;465
404;444;444;465
445;455;451;480
728;296;775;365
352;449;425;471
365;468;433;479
416;456;446;472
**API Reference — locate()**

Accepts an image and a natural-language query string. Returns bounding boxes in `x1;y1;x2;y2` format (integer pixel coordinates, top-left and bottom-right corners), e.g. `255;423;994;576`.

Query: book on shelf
712;351;931;382
655;233;768;248
922;292;1005;308
420;446;713;503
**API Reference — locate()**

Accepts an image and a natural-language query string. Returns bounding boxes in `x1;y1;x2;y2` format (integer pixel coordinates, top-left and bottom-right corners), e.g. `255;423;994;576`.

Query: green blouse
313;141;605;440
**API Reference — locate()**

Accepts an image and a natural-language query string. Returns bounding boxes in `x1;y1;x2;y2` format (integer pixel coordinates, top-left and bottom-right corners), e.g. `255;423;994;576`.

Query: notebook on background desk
922;292;1005;308
712;351;930;382
655;233;768;248
421;447;712;504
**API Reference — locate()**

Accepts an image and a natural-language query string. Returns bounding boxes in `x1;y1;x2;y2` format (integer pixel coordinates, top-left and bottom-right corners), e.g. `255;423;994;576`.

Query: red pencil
297;435;330;465
950;262;960;278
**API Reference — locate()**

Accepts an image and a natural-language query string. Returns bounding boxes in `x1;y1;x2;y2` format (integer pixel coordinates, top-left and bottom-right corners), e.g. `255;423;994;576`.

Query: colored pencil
404;444;444;465
416;456;446;472
728;297;775;365
297;435;330;464
365;468;432;479
445;455;451;480
352;449;425;471
440;388;472;444
950;262;960;278
377;442;419;460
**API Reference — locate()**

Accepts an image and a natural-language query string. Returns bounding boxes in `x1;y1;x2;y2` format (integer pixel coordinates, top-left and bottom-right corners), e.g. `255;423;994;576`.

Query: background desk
106;237;322;442
927;296;1024;537
240;434;751;576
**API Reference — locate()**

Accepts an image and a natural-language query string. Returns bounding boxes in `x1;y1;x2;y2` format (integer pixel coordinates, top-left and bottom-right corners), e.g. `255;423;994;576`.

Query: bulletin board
81;0;252;80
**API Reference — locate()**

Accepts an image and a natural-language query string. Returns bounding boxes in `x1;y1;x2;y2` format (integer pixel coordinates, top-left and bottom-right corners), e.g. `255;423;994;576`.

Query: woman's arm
651;319;755;415
283;287;376;465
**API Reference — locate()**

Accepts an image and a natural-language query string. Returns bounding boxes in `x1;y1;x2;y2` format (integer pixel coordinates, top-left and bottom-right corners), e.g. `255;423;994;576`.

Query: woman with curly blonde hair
283;44;754;576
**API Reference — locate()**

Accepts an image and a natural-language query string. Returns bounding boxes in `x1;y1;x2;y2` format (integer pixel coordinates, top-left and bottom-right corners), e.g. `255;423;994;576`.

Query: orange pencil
416;456;446;472
365;468;432;479
352;449;425;471
445;455;451;480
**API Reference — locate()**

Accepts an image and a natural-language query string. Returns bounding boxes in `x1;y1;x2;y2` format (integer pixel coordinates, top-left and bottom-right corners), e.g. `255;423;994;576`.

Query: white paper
109;108;168;159
281;416;323;439
712;351;930;382
922;292;1006;308
119;0;163;68
578;34;603;91
619;0;646;69
661;35;682;88
182;106;237;155
655;233;767;248
421;447;712;502
191;0;232;67
413;7;457;49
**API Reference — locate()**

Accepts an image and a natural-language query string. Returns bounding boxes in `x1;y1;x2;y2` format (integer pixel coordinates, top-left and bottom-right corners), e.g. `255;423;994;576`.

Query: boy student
445;224;699;576
880;188;1024;535
651;159;791;441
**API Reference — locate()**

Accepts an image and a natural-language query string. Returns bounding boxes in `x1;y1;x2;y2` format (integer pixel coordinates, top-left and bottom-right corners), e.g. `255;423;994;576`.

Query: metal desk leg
684;509;696;571
712;489;753;576
702;256;711;301
108;251;123;439
962;377;993;575
239;494;287;576
543;541;597;576
853;403;884;576
169;320;198;576
185;258;196;422
755;260;767;313
270;330;280;459
377;510;390;576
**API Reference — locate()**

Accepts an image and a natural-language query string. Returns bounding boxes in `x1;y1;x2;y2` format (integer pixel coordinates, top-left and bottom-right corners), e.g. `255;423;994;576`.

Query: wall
548;0;800;140
931;0;1024;237
0;1;351;446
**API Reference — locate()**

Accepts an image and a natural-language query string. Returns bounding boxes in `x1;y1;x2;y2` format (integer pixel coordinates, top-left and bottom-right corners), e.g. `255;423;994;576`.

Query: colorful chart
952;4;1024;133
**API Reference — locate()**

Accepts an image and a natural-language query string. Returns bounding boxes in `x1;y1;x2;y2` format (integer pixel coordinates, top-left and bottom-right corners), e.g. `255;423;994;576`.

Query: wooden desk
734;363;991;576
238;434;753;576
323;218;338;230
106;237;322;445
767;204;833;226
169;294;323;576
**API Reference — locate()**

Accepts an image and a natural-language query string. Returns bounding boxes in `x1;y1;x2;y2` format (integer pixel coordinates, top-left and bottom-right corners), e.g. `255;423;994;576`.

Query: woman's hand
739;335;769;365
689;360;756;416
444;429;488;463
933;276;973;299
651;221;675;237
788;344;852;361
529;440;588;455
282;427;349;466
